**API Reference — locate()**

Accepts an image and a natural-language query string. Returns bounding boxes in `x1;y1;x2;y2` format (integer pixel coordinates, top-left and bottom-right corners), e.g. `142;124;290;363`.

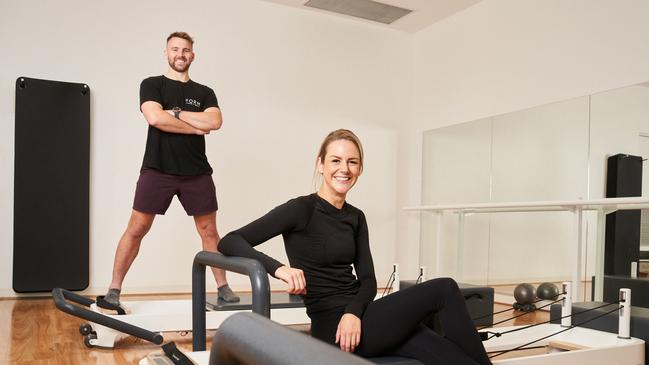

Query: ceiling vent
304;0;412;25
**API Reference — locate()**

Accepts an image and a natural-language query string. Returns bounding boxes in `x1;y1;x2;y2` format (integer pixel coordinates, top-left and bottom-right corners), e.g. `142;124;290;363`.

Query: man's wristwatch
172;107;181;119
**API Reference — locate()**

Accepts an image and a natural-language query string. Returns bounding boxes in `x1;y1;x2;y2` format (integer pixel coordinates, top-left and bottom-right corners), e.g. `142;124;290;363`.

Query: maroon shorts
133;169;218;216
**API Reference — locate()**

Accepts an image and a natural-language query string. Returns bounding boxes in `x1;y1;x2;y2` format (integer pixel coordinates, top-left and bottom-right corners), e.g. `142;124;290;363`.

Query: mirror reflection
420;81;649;301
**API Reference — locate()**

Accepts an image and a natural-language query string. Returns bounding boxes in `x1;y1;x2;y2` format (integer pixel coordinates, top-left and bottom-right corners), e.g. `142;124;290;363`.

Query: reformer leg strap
162;342;194;365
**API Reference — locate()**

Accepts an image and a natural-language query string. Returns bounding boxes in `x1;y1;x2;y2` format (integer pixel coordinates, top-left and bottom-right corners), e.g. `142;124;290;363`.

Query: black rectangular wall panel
606;154;642;198
604;211;641;275
13;77;90;292
604;154;643;276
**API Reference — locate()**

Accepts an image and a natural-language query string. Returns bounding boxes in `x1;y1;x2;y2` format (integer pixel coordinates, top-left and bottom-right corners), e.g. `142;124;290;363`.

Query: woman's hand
274;266;307;295
335;313;361;352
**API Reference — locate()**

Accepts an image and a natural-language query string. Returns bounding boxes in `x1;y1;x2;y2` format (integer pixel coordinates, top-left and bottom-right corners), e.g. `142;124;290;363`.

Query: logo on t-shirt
185;98;201;108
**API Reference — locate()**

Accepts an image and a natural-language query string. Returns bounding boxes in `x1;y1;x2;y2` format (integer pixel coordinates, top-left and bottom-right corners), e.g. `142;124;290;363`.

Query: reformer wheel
79;323;93;336
83;333;97;348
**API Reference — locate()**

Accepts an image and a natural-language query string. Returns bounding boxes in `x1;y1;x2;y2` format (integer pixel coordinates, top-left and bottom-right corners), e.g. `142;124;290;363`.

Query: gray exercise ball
513;283;536;304
536;282;560;300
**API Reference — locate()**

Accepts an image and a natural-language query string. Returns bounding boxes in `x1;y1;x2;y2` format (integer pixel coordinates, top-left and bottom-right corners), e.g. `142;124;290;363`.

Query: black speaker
604;154;642;276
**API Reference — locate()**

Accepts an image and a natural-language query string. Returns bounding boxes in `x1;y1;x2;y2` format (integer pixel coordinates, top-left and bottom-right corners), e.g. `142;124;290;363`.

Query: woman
218;129;491;365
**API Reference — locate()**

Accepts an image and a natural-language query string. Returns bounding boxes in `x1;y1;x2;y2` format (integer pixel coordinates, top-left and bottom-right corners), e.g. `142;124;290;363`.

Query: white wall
0;0;412;296
399;0;649;278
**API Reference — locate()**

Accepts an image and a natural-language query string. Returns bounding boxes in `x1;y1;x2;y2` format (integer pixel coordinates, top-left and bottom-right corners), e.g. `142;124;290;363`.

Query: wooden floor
1;292;547;365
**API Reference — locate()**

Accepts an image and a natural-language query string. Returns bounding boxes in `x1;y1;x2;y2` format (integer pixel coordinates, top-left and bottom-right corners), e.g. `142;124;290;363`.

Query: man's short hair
167;31;194;45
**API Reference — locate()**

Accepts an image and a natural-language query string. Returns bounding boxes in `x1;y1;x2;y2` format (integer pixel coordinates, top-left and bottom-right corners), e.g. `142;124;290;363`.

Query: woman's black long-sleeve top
218;193;377;318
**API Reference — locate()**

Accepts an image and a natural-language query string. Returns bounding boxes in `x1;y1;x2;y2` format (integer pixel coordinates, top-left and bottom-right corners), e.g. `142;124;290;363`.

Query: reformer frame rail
52;287;164;344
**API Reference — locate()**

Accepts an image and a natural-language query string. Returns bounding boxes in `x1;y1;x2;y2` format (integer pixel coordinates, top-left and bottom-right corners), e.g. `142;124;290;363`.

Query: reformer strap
488;303;621;358
480;300;619;341
162;341;194;365
381;272;395;297
472;291;567;322
488;296;564;327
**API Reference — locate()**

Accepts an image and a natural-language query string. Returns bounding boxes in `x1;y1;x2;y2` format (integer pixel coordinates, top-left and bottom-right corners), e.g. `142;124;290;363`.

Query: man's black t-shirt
139;75;219;175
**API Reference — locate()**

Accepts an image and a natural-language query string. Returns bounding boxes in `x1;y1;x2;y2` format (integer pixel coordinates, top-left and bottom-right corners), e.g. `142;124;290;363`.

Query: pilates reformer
52;251;309;349
140;256;644;365
195;283;644;365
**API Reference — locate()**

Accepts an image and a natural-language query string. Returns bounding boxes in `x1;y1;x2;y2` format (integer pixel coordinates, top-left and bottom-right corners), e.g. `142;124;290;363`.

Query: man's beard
168;57;191;72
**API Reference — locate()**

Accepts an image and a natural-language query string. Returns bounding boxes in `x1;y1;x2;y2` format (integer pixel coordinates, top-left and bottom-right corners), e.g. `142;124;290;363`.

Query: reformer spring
486;300;622;359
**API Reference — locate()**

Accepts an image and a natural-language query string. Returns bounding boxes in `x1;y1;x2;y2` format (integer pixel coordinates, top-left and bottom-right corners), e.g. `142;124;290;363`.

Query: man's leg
105;209;155;305
194;211;240;302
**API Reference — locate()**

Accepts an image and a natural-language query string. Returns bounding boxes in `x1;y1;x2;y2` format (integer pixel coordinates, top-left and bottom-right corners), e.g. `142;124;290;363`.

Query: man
104;31;239;307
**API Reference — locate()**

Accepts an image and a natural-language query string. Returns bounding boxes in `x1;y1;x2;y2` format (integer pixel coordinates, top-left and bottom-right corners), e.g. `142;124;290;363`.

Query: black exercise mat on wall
14;77;90;292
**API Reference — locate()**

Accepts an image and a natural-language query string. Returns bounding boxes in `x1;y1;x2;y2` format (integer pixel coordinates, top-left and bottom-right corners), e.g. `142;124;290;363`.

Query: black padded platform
550;301;649;363
206;292;305;311
400;280;494;327
367;356;422;365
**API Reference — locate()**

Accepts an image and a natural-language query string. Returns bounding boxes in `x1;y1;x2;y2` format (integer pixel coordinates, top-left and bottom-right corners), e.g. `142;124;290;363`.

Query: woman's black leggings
309;278;492;365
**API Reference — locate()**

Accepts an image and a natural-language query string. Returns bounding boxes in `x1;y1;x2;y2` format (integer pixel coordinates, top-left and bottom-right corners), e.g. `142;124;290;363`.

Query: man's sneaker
96;288;127;314
104;288;121;307
218;284;240;303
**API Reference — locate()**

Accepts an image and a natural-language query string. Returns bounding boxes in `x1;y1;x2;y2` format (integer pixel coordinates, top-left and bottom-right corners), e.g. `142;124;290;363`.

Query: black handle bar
192;251;271;351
